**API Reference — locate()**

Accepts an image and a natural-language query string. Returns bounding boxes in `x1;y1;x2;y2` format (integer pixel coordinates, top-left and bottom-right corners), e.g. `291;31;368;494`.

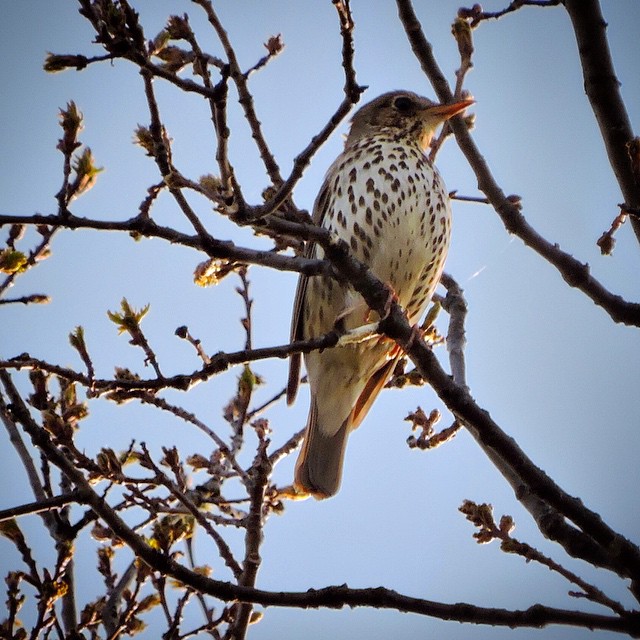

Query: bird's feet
376;282;399;321
332;282;400;346
405;322;428;352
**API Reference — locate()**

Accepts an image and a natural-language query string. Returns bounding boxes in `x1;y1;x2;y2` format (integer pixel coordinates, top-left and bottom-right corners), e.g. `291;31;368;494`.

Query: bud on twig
57;101;83;155
44;53;89;73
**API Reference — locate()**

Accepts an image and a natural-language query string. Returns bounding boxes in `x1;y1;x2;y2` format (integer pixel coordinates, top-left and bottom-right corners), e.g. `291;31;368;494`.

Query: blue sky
1;2;640;639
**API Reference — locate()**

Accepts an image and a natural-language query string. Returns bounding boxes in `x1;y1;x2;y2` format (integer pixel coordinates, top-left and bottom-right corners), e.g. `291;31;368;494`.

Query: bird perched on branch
287;90;473;498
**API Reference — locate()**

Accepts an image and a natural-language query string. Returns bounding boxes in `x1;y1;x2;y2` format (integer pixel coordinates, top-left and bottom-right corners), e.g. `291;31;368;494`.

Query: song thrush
287;90;472;498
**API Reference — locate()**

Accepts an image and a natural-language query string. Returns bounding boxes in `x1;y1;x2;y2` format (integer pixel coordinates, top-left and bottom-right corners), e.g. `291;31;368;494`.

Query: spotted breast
287;90;473;498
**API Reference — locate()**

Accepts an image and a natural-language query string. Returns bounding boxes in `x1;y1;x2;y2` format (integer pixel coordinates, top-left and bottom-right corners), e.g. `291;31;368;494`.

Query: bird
287;90;473;499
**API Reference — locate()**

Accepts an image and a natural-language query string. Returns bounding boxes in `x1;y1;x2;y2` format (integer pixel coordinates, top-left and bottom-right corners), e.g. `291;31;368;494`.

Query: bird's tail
294;358;399;499
294;399;351;499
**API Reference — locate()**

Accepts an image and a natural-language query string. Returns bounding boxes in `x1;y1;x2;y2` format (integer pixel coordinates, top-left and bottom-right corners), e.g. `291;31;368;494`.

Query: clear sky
1;2;639;639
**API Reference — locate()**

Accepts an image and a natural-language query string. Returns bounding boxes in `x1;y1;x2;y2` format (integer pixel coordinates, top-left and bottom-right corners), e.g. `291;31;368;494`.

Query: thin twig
237;0;365;222
0;211;332;279
0;389;56;533
449;191;489;204
0;330;342;394
140;445;243;579
0;226;57;298
193;0;284;188
138;394;248;483
0;493;81;523
460;0;561;26
180;16;238;198
268;428;305;467
0;294;51;306
460;501;629;616
246;385;288;420
141;69;210;239
243;35;284;79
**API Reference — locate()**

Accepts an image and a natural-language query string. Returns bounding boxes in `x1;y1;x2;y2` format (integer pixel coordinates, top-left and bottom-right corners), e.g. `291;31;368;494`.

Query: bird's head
346;90;474;150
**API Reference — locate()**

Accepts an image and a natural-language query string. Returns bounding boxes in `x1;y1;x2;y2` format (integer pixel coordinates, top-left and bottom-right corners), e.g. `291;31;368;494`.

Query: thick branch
436;277;620;574
564;0;640;243
230;439;271;639
379;304;640;583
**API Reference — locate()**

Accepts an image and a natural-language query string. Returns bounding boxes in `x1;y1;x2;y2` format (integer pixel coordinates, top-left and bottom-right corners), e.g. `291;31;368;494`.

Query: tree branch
0;211;330;278
192;0;284;188
0;493;81;523
0;331;341;394
238;0;365;222
436;277;619;577
461;0;561;25
0;392;57;533
379;299;640;584
230;437;271;639
272;216;640;585
439;273;468;387
564;0;640;243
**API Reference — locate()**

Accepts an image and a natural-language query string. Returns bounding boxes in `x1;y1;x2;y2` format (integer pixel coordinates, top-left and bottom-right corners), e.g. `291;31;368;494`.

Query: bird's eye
393;96;414;112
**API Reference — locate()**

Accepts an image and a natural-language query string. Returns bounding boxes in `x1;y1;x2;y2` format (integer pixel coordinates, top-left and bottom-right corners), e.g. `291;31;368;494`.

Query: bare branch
2;371;637;636
139;444;243;580
229;436;271;639
0;211;331;278
459;0;561;26
460;501;629;616
0;294;51;306
378;299;640;583
439;273;468;387
4;3;639;636
0;391;57;533
0;493;81;523
0;331;342;394
238;0;366;222
140;69;210;239
193;0;284;188
0;224;57;298
273;212;640;583
137;394;248;483
564;0;640;243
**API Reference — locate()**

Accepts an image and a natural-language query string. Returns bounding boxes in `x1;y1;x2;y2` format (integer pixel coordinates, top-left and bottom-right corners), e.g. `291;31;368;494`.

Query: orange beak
426;98;474;120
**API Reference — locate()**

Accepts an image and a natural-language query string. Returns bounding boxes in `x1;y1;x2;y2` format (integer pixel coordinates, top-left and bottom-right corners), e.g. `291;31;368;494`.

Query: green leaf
0;249;28;274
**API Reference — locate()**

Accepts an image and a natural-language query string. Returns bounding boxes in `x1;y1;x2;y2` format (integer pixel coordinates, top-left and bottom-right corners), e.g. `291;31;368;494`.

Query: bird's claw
380;283;399;320
405;323;427;351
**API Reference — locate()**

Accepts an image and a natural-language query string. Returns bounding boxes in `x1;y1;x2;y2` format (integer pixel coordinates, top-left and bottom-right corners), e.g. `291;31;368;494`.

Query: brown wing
286;179;333;405
349;355;399;430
